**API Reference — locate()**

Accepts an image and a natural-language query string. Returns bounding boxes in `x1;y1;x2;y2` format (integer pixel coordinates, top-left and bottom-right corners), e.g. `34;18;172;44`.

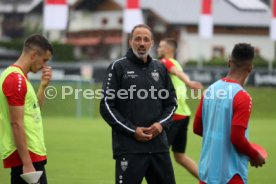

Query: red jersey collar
221;77;241;85
11;64;28;79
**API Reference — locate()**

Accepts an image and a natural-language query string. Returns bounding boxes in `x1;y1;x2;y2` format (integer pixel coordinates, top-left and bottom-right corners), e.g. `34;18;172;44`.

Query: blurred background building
0;0;275;85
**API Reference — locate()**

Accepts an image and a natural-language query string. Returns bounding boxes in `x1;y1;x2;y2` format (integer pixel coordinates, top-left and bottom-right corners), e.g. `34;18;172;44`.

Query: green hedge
185;56;276;68
51;42;75;62
0;39;23;51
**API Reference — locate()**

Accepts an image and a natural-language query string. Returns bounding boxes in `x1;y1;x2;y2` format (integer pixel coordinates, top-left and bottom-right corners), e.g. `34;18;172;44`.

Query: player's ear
128;37;132;47
248;63;253;73
30;50;37;61
227;59;231;67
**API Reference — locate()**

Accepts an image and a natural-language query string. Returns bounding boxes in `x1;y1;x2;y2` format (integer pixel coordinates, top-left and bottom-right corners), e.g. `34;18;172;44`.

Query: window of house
212;46;225;58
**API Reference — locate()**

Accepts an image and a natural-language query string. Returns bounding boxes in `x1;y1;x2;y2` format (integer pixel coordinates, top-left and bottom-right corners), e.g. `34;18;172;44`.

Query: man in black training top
100;24;177;184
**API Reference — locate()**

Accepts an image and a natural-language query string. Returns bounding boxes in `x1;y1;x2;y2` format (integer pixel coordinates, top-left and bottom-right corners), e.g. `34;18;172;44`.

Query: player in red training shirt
194;43;266;184
0;34;53;184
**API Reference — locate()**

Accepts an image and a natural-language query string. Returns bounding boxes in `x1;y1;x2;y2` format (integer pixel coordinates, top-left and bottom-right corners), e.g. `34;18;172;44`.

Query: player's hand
23;163;36;174
188;81;203;90
134;127;152;142
250;153;266;168
146;122;163;138
41;65;52;87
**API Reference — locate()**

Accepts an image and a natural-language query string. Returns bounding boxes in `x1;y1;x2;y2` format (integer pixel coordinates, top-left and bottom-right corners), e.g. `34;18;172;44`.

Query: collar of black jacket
126;48;152;65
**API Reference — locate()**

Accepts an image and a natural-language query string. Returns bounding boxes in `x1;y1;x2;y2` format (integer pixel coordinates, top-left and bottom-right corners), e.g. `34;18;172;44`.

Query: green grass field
0;87;275;184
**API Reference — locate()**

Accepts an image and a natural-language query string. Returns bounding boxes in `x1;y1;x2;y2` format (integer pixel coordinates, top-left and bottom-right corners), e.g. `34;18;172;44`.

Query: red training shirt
193;78;259;184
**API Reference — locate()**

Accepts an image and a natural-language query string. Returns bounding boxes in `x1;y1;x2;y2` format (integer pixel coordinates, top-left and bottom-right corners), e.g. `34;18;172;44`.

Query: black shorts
166;117;190;153
115;153;175;184
11;160;47;184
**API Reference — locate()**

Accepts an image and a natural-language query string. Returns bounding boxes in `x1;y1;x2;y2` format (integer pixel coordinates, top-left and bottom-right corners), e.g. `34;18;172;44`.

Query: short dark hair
130;24;153;39
231;43;254;67
161;38;178;50
23;34;53;55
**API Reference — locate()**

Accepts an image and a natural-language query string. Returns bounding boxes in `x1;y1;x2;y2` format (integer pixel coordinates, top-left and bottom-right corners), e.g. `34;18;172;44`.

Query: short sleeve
160;58;175;71
2;72;27;106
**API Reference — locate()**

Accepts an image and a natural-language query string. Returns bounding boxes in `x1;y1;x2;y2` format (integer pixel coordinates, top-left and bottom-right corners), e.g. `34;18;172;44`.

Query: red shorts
199;174;244;184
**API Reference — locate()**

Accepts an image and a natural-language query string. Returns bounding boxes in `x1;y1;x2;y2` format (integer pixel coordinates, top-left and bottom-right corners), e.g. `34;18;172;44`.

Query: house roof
0;0;42;13
72;0;108;10
72;0;122;11
226;0;268;11
114;0;271;27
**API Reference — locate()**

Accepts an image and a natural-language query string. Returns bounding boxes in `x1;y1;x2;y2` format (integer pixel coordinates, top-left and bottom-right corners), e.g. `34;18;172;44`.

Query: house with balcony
0;0;274;63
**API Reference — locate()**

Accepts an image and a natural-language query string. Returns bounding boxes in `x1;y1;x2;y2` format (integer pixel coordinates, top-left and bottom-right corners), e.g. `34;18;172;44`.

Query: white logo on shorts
121;158;128;172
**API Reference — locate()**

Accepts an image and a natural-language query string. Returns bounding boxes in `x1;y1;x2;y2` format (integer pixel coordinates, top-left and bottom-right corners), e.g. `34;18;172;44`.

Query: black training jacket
100;48;177;157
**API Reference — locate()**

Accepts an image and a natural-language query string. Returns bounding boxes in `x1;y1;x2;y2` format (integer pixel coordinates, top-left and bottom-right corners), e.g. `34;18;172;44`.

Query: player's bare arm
8;105;36;174
169;66;203;89
37;65;52;107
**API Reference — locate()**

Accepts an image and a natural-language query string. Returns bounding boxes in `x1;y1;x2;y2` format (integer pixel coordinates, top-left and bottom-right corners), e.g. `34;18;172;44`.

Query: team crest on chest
151;70;159;82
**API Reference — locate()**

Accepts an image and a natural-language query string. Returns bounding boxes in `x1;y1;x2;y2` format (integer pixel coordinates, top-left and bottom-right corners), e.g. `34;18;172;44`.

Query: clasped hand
134;122;163;142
